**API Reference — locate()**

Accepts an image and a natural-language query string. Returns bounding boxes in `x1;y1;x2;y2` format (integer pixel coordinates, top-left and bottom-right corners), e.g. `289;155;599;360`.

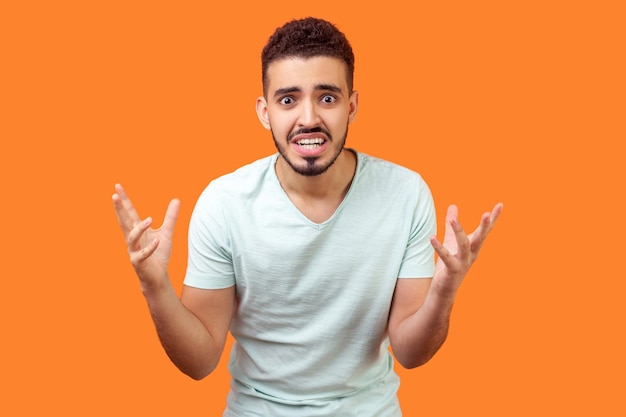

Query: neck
276;149;357;200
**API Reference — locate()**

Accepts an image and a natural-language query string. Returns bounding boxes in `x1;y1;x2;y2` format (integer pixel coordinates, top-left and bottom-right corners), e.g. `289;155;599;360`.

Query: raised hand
429;203;503;299
112;184;180;291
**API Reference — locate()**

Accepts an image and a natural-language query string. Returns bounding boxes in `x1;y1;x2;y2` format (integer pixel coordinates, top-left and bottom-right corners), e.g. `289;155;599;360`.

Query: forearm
390;291;455;369
141;278;223;380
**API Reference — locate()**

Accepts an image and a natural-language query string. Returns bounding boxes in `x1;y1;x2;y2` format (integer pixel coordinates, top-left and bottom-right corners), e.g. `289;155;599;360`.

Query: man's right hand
112;183;180;292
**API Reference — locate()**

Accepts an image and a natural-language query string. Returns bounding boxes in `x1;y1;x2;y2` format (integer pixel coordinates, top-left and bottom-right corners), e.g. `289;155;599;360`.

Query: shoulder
354;150;430;192
350;151;435;222
189;154;279;234
197;154;278;202
211;154;276;189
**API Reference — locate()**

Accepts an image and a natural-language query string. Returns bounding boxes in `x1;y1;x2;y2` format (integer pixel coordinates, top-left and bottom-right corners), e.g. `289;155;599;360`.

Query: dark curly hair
261;17;355;97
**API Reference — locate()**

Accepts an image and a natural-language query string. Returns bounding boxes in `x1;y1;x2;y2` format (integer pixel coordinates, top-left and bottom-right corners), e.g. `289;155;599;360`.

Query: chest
285;193;345;224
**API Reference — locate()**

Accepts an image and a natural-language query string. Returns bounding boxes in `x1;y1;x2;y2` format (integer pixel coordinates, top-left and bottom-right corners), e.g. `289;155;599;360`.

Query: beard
272;125;349;177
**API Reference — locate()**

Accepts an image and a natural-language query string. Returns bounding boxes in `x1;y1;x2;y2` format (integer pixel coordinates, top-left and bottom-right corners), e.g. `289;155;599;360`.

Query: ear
348;90;359;124
256;96;271;130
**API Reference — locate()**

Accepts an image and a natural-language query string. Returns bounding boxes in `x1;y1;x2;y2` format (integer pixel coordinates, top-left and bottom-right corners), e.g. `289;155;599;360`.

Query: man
113;17;502;416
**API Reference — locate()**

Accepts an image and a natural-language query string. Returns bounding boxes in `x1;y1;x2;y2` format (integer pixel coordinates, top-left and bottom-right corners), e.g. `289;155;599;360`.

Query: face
256;56;358;177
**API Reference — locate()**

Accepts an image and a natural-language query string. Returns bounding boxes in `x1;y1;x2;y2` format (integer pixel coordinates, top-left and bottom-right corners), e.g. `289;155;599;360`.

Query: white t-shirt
184;151;436;416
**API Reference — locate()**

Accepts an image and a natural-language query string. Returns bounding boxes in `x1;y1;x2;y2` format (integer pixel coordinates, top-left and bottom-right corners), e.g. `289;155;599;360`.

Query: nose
297;99;321;127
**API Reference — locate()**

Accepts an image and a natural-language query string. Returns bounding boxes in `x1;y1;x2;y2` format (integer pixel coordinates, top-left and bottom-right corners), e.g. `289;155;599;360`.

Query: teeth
297;138;325;146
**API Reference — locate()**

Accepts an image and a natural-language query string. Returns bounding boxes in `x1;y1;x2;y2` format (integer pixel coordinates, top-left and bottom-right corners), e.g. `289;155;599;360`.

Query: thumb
162;198;180;236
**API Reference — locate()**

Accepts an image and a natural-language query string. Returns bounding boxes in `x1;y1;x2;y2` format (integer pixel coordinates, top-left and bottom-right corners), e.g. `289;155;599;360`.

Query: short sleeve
184;182;236;289
397;176;436;278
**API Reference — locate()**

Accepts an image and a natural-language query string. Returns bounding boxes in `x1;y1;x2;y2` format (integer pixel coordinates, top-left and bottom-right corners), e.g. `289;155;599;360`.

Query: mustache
287;127;331;142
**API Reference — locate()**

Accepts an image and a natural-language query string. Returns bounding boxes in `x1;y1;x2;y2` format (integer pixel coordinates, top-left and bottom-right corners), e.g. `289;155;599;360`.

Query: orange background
1;0;624;415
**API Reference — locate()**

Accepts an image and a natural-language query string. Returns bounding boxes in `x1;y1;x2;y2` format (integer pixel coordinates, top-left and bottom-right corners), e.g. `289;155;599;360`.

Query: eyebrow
272;83;342;98
315;84;342;94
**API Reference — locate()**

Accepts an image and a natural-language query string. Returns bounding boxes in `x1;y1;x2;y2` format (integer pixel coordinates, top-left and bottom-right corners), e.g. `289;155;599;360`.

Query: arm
112;184;234;380
388;203;503;369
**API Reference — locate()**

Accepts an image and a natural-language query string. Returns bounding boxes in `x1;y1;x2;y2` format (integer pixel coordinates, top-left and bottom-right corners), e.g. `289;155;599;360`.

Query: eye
279;96;294;105
321;95;336;104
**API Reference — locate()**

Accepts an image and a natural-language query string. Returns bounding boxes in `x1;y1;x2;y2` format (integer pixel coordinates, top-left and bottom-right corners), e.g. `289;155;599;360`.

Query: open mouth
296;138;326;149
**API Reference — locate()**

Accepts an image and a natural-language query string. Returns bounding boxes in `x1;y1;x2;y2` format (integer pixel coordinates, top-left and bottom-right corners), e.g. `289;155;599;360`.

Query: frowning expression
256;56;358;176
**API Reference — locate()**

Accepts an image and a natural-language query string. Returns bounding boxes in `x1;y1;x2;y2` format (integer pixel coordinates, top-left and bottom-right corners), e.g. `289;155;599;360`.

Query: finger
160;198;180;238
443;204;470;252
130;237;160;267
473;203;498;233
471;203;504;246
442;204;460;245
450;217;471;260
445;204;459;230
430;235;448;260
446;203;458;217
114;183;141;224
112;183;142;231
469;212;491;250
490;202;504;224
430;236;461;272
126;216;153;251
112;193;132;236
